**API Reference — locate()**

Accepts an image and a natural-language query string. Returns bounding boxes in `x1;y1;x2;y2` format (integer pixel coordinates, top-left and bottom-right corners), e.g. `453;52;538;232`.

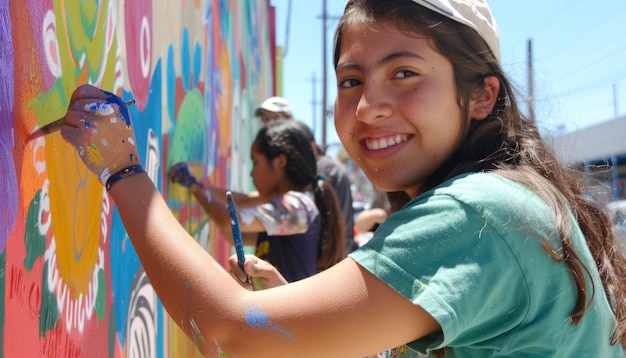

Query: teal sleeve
351;192;531;351
350;173;623;356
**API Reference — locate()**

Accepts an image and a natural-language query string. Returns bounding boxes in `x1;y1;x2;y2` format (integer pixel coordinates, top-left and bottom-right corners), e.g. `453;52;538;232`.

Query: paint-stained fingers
168;162;198;187
60;86;142;184
64;85;134;129
228;254;288;290
245;256;288;289
228;255;255;291
69;84;109;106
64;98;131;126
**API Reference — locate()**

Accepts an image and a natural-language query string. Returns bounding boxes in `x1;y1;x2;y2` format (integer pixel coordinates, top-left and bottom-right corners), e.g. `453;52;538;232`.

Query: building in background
547;115;626;201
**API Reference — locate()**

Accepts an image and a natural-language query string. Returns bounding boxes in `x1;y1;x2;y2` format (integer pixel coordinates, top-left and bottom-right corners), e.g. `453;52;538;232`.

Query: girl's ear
272;153;288;171
470;75;500;121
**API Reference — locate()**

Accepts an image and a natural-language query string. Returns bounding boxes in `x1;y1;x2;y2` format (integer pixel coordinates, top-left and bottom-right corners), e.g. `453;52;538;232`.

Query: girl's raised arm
59;84;440;357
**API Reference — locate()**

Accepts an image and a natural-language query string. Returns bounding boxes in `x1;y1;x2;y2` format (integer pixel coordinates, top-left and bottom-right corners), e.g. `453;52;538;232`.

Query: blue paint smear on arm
245;305;295;341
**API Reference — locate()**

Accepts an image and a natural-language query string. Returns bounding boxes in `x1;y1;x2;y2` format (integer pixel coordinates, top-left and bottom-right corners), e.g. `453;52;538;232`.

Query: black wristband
105;165;146;191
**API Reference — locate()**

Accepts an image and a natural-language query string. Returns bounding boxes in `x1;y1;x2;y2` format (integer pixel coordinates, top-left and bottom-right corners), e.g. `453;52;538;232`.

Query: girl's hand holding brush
59;84;143;191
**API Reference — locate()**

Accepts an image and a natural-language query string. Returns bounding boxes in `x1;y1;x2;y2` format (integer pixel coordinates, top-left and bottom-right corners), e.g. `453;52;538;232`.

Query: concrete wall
547;115;626;165
1;0;275;356
547;115;626;199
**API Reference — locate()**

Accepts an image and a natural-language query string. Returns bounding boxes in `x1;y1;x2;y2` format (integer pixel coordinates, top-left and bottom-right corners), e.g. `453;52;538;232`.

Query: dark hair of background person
292;120;356;253
254;120;347;270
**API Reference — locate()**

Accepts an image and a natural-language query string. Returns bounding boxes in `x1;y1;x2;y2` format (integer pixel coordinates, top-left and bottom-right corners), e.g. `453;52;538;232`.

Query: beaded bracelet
105;165;146;191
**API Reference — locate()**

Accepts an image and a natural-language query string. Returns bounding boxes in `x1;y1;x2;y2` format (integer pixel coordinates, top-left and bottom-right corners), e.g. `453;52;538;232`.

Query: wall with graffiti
1;0;275;356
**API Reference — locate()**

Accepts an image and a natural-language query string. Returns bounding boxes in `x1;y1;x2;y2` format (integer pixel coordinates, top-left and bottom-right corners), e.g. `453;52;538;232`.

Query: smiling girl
58;0;626;356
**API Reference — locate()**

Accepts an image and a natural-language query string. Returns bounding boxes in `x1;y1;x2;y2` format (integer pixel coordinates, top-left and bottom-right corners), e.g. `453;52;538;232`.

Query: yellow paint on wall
47;135;103;297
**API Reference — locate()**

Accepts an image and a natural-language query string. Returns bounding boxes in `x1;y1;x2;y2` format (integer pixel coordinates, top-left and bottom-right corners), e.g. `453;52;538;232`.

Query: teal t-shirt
350;173;624;357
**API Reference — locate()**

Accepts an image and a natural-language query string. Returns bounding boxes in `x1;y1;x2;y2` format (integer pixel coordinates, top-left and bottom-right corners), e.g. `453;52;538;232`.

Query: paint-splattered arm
58;85;441;357
107;175;440;357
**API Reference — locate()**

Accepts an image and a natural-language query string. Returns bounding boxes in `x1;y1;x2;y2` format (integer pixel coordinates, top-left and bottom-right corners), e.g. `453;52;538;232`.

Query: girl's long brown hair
335;0;626;347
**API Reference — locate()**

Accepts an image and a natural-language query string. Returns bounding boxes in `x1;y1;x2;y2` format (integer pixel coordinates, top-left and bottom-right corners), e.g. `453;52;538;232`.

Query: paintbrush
226;191;246;270
226;192;266;290
26;99;136;142
226;191;251;284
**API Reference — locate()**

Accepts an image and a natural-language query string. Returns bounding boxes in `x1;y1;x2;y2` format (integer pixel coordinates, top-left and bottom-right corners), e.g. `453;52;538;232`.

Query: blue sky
270;0;626;153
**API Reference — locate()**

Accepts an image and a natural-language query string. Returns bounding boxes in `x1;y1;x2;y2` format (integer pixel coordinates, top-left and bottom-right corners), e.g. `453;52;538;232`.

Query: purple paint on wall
0;0;17;252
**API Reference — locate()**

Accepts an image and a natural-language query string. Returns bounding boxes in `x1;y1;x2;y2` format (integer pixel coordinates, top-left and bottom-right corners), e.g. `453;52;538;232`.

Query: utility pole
527;38;535;123
319;0;340;152
321;0;328;151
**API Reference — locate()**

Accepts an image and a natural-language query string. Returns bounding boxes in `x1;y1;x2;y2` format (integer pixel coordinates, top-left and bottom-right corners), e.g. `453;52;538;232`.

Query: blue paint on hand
104;92;132;126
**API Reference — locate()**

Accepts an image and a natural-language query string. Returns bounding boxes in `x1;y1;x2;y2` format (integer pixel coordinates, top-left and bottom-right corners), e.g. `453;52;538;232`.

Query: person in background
168;120;346;282
292;120;357;253
58;0;626;356
256;97;357;253
254;96;294;125
353;207;387;247
353;188;390;247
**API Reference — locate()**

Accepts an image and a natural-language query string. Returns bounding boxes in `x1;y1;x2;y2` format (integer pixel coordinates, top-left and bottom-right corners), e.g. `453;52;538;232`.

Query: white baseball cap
412;0;499;61
254;96;293;116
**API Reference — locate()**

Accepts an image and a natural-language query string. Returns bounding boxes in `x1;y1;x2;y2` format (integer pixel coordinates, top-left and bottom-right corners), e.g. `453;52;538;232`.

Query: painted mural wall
0;0;275;356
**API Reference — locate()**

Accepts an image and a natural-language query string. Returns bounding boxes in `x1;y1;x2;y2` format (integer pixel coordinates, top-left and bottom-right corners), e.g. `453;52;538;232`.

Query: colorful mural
0;0;275;356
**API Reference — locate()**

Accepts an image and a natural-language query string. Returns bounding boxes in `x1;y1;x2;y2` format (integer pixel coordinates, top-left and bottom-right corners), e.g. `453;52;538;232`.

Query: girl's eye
394;70;417;79
338;78;361;89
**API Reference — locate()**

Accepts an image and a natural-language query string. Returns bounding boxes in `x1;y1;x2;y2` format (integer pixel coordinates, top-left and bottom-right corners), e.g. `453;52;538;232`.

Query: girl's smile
363;134;409;151
361;134;411;160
